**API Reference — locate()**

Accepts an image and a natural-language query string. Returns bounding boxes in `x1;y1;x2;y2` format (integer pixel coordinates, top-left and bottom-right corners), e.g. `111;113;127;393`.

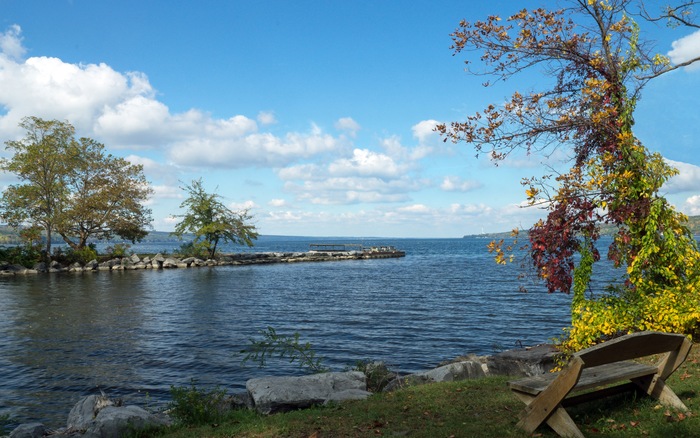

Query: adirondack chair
507;331;693;438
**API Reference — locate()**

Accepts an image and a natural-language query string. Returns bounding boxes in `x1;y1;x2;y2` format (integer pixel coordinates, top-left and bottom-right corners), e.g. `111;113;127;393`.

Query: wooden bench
507;331;693;438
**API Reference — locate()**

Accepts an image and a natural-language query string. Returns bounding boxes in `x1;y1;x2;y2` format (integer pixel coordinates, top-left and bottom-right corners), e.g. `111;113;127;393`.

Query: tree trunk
44;225;52;264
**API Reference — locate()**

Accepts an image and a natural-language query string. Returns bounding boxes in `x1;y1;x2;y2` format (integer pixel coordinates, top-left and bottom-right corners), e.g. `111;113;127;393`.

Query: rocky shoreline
0;249;406;276
5;344;558;438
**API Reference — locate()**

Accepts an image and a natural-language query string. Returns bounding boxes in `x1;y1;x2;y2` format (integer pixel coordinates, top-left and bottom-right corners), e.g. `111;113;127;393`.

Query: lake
0;236;583;428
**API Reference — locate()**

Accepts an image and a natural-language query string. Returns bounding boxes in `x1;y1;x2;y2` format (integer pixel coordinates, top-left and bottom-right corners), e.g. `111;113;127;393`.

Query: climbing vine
438;0;700;352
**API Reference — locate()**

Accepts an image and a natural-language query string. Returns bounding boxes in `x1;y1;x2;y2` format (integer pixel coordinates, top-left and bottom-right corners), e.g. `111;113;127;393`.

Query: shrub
169;379;228;426
175;241;210;259
104;243;131;258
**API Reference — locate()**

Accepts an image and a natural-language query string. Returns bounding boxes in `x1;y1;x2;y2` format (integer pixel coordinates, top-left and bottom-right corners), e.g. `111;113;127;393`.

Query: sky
0;1;699;238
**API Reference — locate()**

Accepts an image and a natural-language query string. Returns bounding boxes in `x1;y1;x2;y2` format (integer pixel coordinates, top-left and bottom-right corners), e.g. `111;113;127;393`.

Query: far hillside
466;215;700;238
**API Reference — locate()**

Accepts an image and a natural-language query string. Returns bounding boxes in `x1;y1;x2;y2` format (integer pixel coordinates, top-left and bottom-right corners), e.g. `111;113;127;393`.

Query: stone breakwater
0;249;406;276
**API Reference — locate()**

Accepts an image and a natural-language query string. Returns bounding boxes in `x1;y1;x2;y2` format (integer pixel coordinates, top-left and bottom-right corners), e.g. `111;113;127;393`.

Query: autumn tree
1;117;153;258
57;137;153;250
437;1;700;349
172;178;258;259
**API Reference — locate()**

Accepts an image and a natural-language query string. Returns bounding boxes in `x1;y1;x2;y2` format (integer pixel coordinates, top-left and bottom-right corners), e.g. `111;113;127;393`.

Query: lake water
0;236;585;428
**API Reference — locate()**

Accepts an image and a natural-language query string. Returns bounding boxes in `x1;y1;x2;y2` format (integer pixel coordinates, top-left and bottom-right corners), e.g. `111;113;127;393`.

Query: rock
67;394;114;430
129;254;140;264
246;371;368;414
487;344;559;377
382;374;434;392
414;360;487;382
83;405;171;438
162;258;180;268
323;389;371;405
9;423;46;438
230;391;254;410
6;264;30;274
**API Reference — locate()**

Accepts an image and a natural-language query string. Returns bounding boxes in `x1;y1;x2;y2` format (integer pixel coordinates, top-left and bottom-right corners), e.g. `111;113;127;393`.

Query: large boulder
82;405;171;438
9;423;46;438
246;371;370;414
415;360;487;382
67;394;114;431
486;344;559;377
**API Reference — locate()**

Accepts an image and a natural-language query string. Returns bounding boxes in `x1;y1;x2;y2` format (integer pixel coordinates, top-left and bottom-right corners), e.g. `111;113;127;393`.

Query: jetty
0;244;406;275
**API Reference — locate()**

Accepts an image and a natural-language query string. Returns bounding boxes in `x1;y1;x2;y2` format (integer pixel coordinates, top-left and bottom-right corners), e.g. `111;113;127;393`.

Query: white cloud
268;198;289;207
168;125;343;168
334;117;360;137
668;29;700;71
0;25;25;60
664;159;700;193
284;175;418;205
411;119;439;144
229;200;257;211
151;184;182;198
257;110;277;125
684;195;700;215
398;204;431;214
328;149;405;178
440;175;482;192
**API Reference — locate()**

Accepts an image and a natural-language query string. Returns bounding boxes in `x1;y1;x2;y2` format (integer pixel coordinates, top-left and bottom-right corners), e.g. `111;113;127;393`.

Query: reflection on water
0;238;577;428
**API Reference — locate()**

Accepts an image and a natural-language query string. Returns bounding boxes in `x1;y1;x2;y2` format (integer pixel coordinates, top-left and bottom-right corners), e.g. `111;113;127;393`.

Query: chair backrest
574;331;687;368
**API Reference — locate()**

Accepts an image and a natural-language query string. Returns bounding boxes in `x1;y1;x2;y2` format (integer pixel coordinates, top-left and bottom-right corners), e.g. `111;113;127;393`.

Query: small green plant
241;326;329;374
169;379;228;426
105;243;132;258
174;241;210;259
352;359;396;392
0;245;41;267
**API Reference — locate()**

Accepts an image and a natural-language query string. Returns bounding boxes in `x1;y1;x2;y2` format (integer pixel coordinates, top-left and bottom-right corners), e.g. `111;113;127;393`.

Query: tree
437;1;700;349
1;117;76;259
172;178;258;259
57;137;153;249
1;117;153;258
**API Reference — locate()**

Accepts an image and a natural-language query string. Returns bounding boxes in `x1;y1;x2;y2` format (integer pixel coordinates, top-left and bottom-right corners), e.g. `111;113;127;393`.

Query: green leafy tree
1;117;76;259
1;116;153;258
172;178;258;259
57;137;153;249
437;0;700;350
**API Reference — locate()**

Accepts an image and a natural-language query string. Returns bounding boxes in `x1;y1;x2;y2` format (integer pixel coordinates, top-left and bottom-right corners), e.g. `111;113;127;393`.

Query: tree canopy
437;0;700;350
172;178;258;259
1;116;153;257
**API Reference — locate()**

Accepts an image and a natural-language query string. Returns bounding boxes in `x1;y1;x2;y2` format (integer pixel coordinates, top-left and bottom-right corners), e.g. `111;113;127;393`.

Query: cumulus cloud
0;25;348;168
664;159;700;193
334;117;360;137
168;125;343;168
668;29;700;71
685;195;700;215
440;176;482;192
0;25;25;60
411;119;439;144
328;149;405;178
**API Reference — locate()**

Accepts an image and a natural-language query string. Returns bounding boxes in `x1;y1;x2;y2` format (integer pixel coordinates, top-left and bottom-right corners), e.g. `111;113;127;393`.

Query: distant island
464;215;700;238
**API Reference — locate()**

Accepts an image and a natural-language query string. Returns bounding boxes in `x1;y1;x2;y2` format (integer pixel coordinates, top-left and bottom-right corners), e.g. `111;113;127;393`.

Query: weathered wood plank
576;332;686;367
508;361;657;395
516;356;583;433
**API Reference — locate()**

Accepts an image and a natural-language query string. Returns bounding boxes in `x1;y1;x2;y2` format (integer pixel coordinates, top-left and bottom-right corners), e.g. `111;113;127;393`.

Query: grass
144;345;700;438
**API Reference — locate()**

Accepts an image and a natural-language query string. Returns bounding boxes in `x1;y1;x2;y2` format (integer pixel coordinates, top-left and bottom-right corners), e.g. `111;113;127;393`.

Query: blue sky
0;1;699;238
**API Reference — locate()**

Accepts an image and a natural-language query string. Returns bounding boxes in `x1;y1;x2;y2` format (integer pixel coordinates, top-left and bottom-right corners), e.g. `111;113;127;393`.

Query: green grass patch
145;347;700;438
